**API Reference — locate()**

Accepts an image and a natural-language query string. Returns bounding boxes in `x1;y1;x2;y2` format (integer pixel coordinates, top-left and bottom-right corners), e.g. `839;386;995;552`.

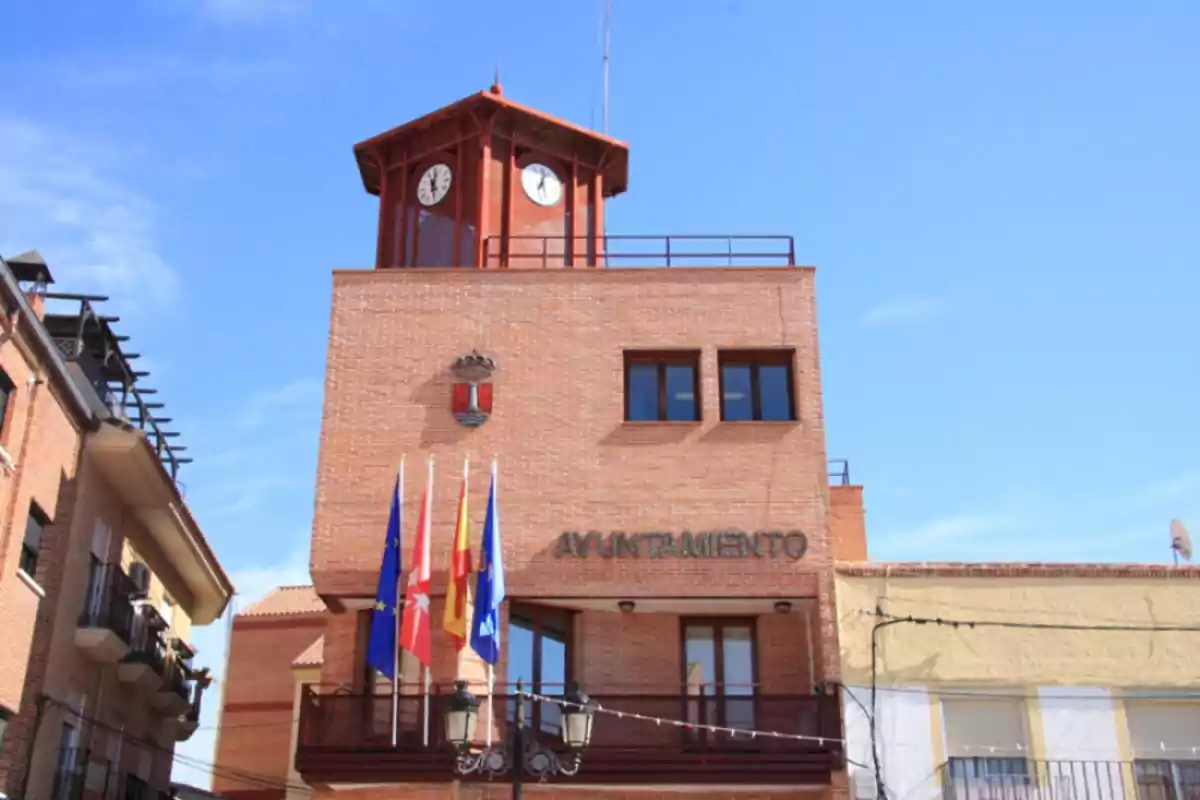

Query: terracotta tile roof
835;561;1200;579
292;635;325;668
237;585;326;618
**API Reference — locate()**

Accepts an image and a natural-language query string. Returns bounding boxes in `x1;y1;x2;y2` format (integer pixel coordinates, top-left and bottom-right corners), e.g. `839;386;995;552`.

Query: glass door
682;619;758;739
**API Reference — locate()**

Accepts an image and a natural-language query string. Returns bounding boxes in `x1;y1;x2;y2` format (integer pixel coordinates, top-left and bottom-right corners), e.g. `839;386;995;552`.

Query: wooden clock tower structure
353;83;630;270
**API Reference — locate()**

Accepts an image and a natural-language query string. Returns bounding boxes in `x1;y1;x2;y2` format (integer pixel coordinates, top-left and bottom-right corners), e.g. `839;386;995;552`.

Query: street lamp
448;679;594;795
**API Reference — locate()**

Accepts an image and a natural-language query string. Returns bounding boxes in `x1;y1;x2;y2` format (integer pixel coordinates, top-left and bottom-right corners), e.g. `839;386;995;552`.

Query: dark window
1133;760;1200;800
682;619;757;732
20;502;49;579
0;369;13;438
0;706;10;750
508;603;573;735
718;350;796;422
624;351;701;422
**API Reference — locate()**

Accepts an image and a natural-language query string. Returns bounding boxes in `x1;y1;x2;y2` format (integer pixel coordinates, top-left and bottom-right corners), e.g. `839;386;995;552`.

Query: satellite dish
1170;519;1192;564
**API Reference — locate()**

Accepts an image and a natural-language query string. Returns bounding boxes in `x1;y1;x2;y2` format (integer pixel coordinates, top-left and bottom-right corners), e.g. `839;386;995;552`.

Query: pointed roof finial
490;60;503;95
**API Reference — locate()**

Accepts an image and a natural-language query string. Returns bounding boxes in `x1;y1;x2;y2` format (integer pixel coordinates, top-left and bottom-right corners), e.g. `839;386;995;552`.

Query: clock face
416;163;452;207
521;163;563;207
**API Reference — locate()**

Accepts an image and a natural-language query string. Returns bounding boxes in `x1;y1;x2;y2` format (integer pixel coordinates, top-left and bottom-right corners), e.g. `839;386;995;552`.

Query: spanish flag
443;456;473;651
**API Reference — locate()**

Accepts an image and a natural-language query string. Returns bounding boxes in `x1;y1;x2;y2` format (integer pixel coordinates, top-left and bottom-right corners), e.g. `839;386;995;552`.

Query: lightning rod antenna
602;0;612;134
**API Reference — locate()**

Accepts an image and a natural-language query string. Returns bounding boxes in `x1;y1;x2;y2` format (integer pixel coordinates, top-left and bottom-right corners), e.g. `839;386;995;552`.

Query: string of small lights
518;689;844;746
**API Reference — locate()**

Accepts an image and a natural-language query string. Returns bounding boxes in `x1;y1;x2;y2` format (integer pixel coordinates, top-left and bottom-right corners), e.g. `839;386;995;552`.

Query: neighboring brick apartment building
211;586;326;799
211;84;867;800
0;251;234;799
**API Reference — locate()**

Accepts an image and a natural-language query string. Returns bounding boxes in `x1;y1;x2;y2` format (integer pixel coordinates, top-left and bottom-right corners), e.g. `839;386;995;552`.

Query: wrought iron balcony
297;686;842;786
936;758;1200;800
117;606;167;691
76;562;137;663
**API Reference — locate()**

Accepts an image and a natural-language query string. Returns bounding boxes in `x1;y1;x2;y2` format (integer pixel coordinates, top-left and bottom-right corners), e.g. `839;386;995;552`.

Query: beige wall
836;571;1200;687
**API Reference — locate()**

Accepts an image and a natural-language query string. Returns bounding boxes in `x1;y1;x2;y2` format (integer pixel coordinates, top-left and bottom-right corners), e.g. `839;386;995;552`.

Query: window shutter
1126;702;1200;757
942;697;1028;757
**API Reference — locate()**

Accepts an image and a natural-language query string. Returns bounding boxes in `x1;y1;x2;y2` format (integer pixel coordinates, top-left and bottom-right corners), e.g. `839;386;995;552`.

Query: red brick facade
215;90;859;800
0;255;233;799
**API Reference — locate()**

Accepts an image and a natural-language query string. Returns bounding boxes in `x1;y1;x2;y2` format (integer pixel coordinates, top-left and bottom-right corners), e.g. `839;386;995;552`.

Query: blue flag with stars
367;473;403;679
469;466;505;665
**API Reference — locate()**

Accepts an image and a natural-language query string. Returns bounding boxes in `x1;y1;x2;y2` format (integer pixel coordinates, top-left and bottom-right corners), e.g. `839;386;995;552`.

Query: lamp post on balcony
446;679;594;799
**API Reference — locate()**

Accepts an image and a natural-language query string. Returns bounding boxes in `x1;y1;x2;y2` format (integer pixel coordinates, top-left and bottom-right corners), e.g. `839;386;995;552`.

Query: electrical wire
864;608;1200;634
859;604;1200;800
38;695;308;795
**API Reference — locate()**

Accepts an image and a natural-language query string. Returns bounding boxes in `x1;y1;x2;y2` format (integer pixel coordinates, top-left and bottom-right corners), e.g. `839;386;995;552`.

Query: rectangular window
0;706;10;750
718;350;796;422
682;618;757;733
941;696;1030;784
1127;701;1200;800
0;368;14;438
20;502;49;579
623;351;701;422
507;603;573;735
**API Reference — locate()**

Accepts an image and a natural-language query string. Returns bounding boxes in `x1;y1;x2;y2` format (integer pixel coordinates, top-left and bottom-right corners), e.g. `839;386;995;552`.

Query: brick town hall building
213;83;868;800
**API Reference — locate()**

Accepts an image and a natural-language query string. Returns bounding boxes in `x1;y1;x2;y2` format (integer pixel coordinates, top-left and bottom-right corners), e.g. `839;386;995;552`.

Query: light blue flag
469;467;505;665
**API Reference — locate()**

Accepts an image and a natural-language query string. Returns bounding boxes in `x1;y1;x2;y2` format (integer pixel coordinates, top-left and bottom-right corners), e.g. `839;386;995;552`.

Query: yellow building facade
835;563;1200;800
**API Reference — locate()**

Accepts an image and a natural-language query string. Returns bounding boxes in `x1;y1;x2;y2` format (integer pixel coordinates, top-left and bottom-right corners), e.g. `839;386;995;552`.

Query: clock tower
354;83;630;269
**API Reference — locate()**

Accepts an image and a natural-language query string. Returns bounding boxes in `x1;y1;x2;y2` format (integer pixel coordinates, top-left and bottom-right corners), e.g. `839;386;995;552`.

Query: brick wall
0;321;88;795
213;614;327;796
311;267;841;683
828;486;866;562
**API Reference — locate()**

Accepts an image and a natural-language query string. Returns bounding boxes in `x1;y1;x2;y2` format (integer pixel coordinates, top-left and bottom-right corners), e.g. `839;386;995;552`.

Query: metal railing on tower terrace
483;234;796;269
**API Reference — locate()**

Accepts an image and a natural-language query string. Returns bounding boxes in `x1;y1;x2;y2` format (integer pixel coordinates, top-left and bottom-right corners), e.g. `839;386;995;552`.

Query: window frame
0;705;10;751
622;349;702;423
20;502;50;580
508;601;574;690
717;349;797;422
508;602;575;736
0;368;14;442
678;616;760;695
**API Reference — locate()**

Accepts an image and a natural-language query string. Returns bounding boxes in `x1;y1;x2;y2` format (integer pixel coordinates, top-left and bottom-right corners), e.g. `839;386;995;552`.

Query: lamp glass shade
562;707;593;748
445;681;480;747
446;705;478;747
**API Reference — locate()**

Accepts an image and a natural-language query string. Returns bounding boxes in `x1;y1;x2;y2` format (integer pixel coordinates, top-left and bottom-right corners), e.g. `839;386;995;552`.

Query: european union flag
469;467;505;665
367;473;403;679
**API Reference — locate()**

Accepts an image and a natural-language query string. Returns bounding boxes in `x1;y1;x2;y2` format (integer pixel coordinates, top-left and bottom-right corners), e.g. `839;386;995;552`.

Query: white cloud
172;546;312;790
236;379;324;430
0;118;179;308
861;297;943;327
16;55;292;92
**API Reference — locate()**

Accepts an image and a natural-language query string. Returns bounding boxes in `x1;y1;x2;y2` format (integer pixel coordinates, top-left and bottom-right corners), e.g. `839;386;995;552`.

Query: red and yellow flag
443;457;473;651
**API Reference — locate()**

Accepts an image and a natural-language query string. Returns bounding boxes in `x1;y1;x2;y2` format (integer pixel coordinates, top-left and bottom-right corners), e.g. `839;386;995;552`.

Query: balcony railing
937;758;1200;800
483;234;796;269
79;562;136;643
124;607;167;674
297;686;841;786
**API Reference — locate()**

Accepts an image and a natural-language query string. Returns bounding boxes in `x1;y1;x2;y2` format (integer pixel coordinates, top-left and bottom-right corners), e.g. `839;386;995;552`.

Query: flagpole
391;456;405;748
485;456;497;748
422;455;434;748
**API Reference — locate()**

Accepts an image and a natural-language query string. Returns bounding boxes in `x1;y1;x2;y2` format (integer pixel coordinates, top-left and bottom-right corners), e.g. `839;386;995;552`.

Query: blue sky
3;0;1200;789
